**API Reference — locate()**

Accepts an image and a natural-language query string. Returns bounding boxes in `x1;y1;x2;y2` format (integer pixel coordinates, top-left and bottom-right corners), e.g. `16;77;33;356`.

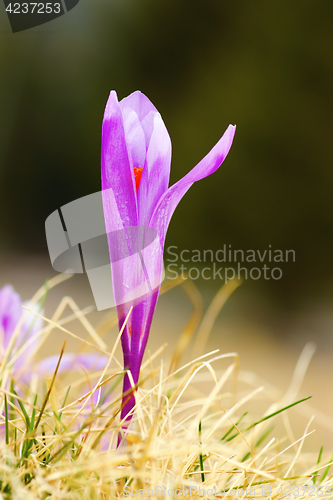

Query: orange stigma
134;167;143;194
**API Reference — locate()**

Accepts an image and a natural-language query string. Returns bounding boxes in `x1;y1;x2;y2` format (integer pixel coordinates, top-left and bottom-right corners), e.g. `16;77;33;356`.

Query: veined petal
119;91;158;123
111;226;164;309
102;187;125;236
122;107;146;172
138;113;171;225
141;110;157;150
150;124;236;242
101;91;138;227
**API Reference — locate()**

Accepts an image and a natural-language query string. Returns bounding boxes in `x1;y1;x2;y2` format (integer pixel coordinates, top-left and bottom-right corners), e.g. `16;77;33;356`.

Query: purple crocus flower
0;284;43;374
101;91;235;422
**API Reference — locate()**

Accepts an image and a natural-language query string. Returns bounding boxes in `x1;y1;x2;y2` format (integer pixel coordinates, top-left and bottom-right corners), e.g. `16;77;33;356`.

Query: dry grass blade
0;284;330;500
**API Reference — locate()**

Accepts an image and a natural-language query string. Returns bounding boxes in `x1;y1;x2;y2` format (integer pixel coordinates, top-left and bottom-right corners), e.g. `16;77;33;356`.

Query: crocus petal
140;111;157;149
119;91;158;124
101;91;138;228
116;289;159;421
138;113;172;226
150;124;236;242
36;352;109;378
0;285;22;341
111;226;164;307
122;107;146;172
111;230;164;421
0;285;44;373
14;301;44;368
102;186;126;236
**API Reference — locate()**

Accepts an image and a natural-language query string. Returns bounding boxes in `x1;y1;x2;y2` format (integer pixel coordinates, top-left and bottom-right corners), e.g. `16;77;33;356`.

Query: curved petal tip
103;91;119;121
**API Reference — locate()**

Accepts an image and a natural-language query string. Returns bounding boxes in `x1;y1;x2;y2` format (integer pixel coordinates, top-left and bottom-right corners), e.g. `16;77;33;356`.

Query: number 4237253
6;3;61;14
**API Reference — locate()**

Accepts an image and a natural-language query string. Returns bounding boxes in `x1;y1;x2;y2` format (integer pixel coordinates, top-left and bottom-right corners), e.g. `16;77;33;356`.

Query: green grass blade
12;389;30;431
198;421;205;483
30;394;38;431
59;385;71;419
9;379;15;422
246;396;312;430
227;397;311;442
13;427;17;457
313;445;323;485
99;373;124;407
320;454;333;485
221;412;247;441
4;394;9;446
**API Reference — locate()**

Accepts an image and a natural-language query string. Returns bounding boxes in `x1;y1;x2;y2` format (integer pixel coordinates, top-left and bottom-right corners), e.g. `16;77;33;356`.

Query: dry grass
0;275;332;499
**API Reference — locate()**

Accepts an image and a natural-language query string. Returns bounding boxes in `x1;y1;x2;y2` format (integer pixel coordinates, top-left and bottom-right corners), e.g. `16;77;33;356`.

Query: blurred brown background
1;0;333;450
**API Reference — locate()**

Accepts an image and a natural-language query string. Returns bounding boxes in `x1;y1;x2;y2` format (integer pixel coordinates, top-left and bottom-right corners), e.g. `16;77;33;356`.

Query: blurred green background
1;0;333;312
